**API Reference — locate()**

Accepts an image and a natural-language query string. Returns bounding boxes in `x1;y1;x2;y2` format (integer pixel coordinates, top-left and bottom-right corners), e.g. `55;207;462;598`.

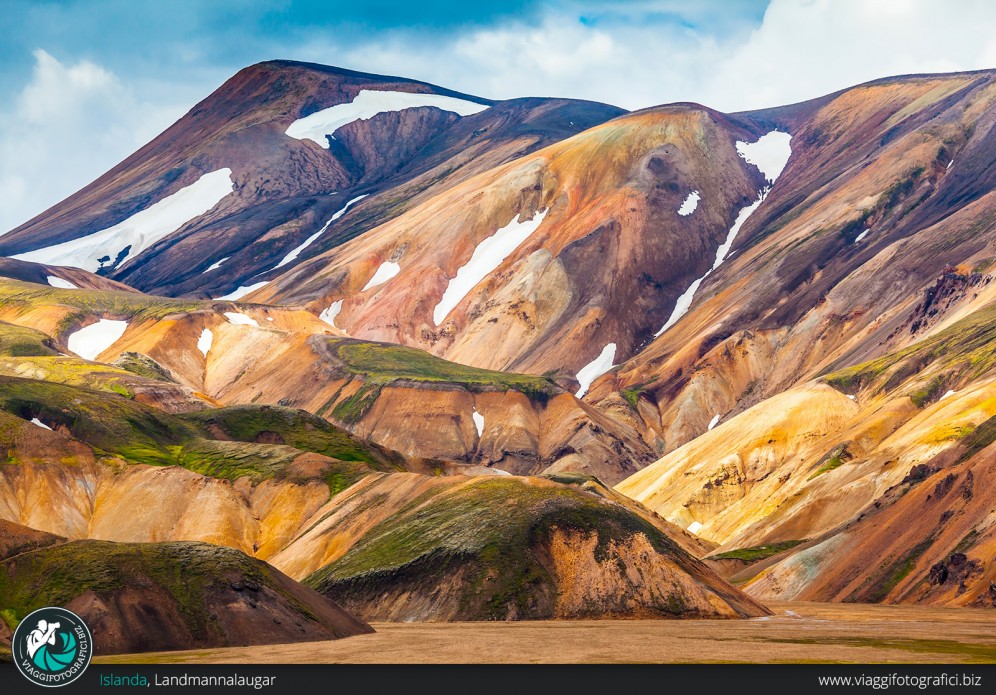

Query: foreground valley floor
96;603;996;664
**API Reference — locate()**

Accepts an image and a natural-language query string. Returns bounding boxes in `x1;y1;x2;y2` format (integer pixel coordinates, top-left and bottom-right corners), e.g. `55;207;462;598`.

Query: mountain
603;70;995;454
0;61;623;299
1;58;995;640
0;526;373;655
0;279;655;481
252;103;779;386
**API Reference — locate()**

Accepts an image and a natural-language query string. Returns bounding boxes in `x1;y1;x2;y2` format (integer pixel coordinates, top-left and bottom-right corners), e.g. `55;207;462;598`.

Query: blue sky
1;0;994;232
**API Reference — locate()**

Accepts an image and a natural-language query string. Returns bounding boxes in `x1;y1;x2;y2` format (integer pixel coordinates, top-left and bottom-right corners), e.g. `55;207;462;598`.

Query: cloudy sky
2;0;995;233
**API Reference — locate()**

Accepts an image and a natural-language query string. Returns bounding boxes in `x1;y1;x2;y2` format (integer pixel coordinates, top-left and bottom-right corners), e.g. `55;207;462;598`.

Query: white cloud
0;50;186;234
336;0;996;111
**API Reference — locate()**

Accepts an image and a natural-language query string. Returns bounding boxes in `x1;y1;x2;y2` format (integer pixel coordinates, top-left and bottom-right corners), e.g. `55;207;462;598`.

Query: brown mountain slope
303;474;766;621
0;61;623;298
0;453;766;622
597;70;996;457
0;533;373;654
616;294;996;606
742;435;995;608
0;258;139;294
256;103;772;385
0;279;655;481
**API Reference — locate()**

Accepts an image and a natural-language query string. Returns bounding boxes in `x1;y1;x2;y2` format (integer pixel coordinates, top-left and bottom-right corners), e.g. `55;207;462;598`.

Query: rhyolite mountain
0;59;994;632
0;522;374;655
0;61;623;298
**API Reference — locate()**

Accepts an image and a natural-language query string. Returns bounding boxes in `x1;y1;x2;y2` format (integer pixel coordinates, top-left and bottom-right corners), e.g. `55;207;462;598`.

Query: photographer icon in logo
13;607;92;687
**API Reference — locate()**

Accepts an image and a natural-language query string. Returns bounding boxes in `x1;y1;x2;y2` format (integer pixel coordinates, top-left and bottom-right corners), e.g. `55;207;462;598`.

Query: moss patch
708;540;806;563
0;321;59;357
329;338;558;398
822;300;996;397
809;444;854;480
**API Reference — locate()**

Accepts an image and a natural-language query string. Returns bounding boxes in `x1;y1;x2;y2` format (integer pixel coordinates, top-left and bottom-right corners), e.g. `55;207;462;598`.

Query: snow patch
362;262;401;291
940;390;956;401
215;281;269;301
654;133;792;339
707;414;720;431
677;191;700;216
46;276;77;289
203;257;229;273
14;169;234;272
286;90;489;148
472;409;485;437
847;394;856;400
736;131;792;182
67;319;128;361
655;189;768;337
433;209;548;325
687;521;703;535
197;329;213;357
273;195;368;269
947;159;954;170
319;300;344;329
224;312;259;327
854;229;870;243
575;343;616;399
30;418;52;430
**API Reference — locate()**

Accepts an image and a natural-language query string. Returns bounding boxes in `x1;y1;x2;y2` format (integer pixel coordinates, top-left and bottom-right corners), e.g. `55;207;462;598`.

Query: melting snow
433;209;548;325
707;414;720;431
655;132;791;339
472;409;485;437
46;276;77;289
215;281;269;301
13;169;234;272
286;90;489;148
67;319;128;361
224;312;259;327
736;131;792;182
273;194;368;269
362;262;401;291
319;300;344;329
854;229;870;243
197;328;213;357
30;418;52;430
678;191;700;216
575;343;616;399
687;521;703;535
203;256;230;273
654;191;765;337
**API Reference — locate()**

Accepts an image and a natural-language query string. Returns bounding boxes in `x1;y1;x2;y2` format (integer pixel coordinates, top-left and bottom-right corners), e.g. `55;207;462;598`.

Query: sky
1;0;995;233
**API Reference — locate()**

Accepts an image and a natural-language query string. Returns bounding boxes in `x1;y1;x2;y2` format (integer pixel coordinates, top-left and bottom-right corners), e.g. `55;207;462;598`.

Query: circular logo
12;607;92;688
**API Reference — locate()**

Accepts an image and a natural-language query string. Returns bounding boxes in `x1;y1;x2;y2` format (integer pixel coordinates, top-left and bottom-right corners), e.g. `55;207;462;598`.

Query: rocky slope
0;308;759;622
601;70;996;456
304;475;765;621
0;529;372;654
255;103;775;386
0;278;655;481
2;60;994;617
0;61;622;298
618;298;996;606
